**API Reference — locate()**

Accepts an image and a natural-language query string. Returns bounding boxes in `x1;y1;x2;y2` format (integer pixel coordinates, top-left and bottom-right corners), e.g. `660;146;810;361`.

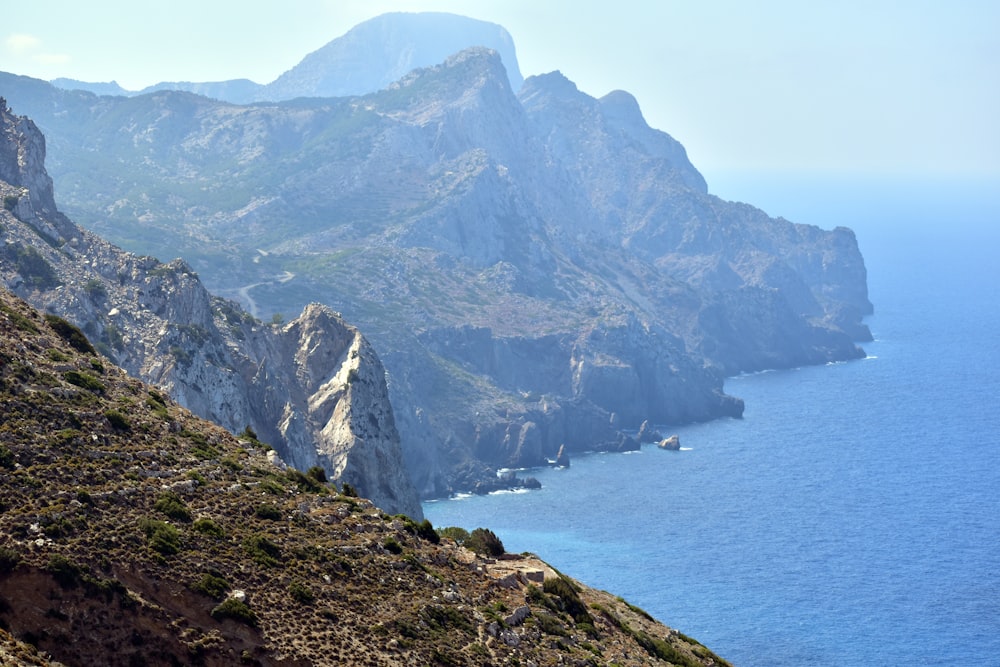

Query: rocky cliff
0;287;729;666
0;19;873;498
0;99;422;519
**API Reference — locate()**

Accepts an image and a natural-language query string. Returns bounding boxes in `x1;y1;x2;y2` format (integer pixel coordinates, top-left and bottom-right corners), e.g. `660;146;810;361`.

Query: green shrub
543;575;596;632
0;546;21;573
63;370;105;393
193;517;225;538
46;348;71;362
288;580;315;604
153;491;192;522
140;518;181;555
465;527;505;557
104;409;131;431
44;314;96;355
416;519;440;544
306;465;327;483
9;245;60;289
437;526;470;544
192;573;230;600
45;554;83;588
0;444;14;469
259;479;285;495
82;278;107;299
285;468;326;494
340;482;359;497
211;597;258;626
244;535;282;567
383;537;403;554
0;301;38;332
254;504;282;521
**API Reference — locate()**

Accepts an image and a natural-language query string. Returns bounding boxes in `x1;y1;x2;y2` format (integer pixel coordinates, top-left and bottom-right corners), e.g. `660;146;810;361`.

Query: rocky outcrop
658;435;681;450
0;100;422;518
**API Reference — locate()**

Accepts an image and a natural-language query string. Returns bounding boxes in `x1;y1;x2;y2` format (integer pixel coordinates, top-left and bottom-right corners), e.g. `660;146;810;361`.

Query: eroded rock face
0;101;422;519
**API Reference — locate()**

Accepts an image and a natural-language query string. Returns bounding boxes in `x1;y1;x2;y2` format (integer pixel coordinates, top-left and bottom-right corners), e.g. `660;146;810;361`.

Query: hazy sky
2;1;998;181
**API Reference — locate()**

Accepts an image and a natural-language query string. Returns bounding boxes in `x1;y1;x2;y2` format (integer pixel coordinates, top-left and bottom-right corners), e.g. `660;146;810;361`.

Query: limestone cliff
0;28;873;498
0;99;422;519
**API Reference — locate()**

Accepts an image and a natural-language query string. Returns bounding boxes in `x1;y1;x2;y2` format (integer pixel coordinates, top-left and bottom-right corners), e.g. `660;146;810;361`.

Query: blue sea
423;175;1000;665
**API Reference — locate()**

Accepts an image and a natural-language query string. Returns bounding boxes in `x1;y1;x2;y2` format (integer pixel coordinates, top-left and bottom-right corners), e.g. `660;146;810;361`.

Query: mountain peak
263;12;523;101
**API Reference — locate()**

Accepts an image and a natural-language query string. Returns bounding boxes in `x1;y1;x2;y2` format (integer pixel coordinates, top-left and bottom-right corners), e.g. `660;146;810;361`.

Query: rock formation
0;99;422;519
0;15;873;498
658;435;681;450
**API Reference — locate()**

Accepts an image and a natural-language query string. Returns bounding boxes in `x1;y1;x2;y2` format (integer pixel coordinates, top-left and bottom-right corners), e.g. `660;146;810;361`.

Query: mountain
0;20;872;499
0;287;730;666
263;12;523;100
49;12;523;103
0;98;422;519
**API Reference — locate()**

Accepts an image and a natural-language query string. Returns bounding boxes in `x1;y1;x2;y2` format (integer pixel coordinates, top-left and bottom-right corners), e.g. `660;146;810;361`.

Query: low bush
210;597;257;626
140;517;181;556
192;572;230;600
245;535;282;567
254;504;282;521
44;314;96;355
153;491;192;522
193;517;225;538
288;580;315;604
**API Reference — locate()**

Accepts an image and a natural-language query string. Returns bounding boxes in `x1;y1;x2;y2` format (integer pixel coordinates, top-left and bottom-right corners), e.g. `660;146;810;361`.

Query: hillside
0;14;872;499
0;98;422;519
0;287;729;666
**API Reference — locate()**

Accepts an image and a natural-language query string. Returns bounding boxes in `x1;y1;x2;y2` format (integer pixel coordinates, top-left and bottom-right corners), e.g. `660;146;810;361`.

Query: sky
2;1;998;187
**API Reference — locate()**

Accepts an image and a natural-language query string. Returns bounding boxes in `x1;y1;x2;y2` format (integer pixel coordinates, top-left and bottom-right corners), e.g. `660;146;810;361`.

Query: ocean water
423;177;1000;665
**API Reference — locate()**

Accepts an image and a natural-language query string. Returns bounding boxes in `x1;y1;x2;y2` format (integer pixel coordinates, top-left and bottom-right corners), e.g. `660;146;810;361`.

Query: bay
423;176;1000;665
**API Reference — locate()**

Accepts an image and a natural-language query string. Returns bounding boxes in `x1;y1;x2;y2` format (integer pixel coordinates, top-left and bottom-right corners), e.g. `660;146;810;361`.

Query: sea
423;173;1000;666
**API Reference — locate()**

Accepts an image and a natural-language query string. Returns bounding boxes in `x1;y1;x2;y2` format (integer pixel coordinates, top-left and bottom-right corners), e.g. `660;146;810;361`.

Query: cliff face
0;287;730;667
0;33;873;498
0;100;422;519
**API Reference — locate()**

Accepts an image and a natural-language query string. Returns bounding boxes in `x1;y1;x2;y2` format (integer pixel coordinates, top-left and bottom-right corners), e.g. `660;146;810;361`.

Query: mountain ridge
1;15;871;498
49;12;524;104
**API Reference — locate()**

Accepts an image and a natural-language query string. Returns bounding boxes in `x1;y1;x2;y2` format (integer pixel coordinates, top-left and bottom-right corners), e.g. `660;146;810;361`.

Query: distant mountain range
0;12;872;499
51;12;524;103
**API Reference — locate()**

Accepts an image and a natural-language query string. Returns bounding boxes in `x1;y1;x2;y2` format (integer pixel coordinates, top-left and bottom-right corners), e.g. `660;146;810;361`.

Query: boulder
657;435;681;450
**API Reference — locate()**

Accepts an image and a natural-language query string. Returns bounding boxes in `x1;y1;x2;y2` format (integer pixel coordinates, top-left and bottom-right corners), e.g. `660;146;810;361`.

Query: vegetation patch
192;572;231;600
139;517;182;556
254;504;282;521
104;409;131;431
288;580;315;604
211;597;258;627
465;527;505;557
244;534;282;567
154;491;192;522
63;370;105;393
44;314;96;355
193;517;225;538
